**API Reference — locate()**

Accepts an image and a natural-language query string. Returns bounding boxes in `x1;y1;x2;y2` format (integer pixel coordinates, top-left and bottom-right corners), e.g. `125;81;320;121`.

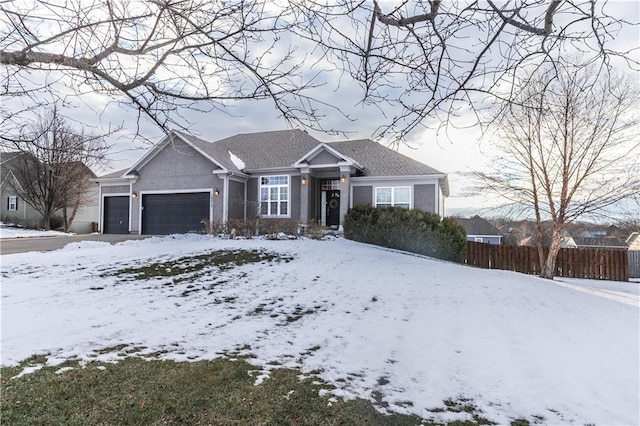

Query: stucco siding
352;185;373;206
309;150;340;165
101;185;129;194
133;141;220;192
246;177;259;218
414;184;436;214
289;175;301;221
228;180;245;220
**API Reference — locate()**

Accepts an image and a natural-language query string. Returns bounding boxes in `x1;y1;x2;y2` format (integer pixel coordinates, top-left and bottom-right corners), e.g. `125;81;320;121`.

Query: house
453;215;503;245
0;151;99;233
1;152;43;226
94;129;450;235
572;236;629;250
627;232;640;251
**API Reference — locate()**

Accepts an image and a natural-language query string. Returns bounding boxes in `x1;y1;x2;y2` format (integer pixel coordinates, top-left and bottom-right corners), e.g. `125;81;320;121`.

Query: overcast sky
3;0;639;218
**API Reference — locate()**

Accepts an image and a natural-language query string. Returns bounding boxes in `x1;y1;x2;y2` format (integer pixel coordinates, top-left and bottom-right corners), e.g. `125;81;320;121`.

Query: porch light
341;174;348;183
214;188;221;196
301;176;308;185
131;192;138;199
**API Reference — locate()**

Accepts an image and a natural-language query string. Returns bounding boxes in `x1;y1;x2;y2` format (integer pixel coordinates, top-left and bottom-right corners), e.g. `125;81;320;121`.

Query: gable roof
109;129;448;188
327;139;444;177
454;216;502;236
294;143;364;169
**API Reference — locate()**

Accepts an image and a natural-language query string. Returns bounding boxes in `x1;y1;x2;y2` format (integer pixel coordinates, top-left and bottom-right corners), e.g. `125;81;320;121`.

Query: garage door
103;196;129;234
142;192;210;235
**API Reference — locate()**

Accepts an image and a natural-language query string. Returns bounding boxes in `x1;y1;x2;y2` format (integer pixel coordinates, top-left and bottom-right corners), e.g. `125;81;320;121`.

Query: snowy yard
0;222;69;239
1;235;638;424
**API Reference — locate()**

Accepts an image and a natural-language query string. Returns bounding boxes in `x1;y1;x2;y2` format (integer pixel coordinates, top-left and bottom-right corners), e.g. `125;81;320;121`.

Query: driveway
0;234;153;255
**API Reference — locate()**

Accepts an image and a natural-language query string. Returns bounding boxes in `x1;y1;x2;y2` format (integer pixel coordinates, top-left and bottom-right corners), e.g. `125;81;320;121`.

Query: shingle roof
573;236;628;249
0;151;22;164
177;129;321;172
454;216;502;236
98;168;130;179
118;130;447;186
326;139;445;176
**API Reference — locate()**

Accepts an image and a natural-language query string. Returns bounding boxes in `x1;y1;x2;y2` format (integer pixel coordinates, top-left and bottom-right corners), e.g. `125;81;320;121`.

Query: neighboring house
572;236;629;250
1;152;43;227
454;215;502;245
627;232;640;250
0;151;99;233
94;129;450;235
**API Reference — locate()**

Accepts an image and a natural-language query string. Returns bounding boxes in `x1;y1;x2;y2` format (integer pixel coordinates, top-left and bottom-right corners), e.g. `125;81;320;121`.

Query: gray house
95;129;449;235
454;215;503;245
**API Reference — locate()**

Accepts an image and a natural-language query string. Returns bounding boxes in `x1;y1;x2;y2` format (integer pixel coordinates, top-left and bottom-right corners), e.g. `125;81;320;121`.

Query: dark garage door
142;192;210;235
103;196;130;234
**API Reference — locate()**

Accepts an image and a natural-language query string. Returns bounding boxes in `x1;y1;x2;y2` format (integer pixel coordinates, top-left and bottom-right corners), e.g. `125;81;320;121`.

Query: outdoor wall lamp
131;192;138;199
214;189;220;196
341;174;348;183
301;176;308;185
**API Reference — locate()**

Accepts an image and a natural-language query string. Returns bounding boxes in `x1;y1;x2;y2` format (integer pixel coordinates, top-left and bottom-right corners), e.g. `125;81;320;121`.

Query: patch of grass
101;249;293;286
2;357;429;425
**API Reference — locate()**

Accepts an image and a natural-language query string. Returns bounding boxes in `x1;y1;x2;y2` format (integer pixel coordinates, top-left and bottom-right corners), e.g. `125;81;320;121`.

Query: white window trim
374;186;411;208
259;175;291;218
8;196;17;211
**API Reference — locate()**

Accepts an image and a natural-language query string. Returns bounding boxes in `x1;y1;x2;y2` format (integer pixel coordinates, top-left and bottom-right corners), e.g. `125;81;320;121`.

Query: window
474;237;484;243
375;187;410;208
260;175;289;216
7;196;17;211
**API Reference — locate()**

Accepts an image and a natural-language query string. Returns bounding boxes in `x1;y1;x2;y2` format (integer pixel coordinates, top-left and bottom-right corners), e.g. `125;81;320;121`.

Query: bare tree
1;1;637;143
480;64;640;279
290;1;639;144
3;106;110;230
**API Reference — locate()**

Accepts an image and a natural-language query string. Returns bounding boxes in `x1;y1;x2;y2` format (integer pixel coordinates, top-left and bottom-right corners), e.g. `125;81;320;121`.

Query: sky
2;1;639;218
2;233;639;424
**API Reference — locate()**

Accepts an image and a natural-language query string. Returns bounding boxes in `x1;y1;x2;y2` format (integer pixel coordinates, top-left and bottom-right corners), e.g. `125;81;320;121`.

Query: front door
326;190;340;226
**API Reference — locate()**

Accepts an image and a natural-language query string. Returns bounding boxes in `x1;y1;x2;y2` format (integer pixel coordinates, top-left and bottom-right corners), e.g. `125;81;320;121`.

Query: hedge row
343;205;467;262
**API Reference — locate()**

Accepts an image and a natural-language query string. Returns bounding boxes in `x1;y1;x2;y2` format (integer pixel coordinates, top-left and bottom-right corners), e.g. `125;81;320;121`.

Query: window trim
374;186;411;208
8;196;17;211
259;175;291;218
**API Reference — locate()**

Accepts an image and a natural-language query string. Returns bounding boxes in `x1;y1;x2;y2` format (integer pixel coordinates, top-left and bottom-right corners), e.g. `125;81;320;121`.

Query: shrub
343;205;467;262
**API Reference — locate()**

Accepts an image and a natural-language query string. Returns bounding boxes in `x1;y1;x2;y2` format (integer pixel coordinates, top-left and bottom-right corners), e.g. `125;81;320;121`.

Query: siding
414;184;436;213
352;185;373;206
228;180;245;220
129;141;222;231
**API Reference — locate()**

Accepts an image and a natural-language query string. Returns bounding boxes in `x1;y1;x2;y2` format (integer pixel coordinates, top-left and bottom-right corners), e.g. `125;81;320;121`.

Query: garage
103;196;130;234
141;192;210;235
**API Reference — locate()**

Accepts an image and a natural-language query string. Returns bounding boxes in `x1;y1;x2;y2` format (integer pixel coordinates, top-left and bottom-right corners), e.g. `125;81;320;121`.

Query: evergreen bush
343;205;467;262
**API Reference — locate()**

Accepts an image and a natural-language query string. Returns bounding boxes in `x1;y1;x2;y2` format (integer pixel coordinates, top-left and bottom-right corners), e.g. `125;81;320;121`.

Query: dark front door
326;190;340;226
103;196;129;234
142;192;210;235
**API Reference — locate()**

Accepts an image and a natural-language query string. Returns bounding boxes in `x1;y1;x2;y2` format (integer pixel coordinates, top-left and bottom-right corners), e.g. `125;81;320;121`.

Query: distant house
454;215;502;245
94;129;450;235
0;151;99;233
625;232;640;250
572;236;628;250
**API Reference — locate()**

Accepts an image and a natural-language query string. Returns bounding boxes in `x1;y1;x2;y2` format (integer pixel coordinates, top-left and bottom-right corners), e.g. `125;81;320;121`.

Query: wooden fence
465;241;629;281
629;251;640;279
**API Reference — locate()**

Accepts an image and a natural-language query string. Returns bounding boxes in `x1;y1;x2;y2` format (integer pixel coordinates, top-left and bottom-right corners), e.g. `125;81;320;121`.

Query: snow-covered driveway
1;235;638;424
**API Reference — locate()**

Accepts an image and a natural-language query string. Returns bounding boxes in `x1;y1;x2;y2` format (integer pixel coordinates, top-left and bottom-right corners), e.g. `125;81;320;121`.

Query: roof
327;139;445;177
454;216;502;236
0;151;23;164
179;129;321;172
573;236;629;249
105;130;448;189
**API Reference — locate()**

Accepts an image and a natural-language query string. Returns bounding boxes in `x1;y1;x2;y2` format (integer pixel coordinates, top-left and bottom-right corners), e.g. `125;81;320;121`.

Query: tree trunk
540;225;564;279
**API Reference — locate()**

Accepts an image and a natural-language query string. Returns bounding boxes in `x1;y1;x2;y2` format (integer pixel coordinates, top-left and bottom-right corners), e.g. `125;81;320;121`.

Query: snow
228;150;246;170
0;222;70;239
1;235;638;424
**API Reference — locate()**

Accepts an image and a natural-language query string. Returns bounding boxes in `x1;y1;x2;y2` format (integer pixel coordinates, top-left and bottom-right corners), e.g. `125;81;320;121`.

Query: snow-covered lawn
1;235;638;424
0;223;70;239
